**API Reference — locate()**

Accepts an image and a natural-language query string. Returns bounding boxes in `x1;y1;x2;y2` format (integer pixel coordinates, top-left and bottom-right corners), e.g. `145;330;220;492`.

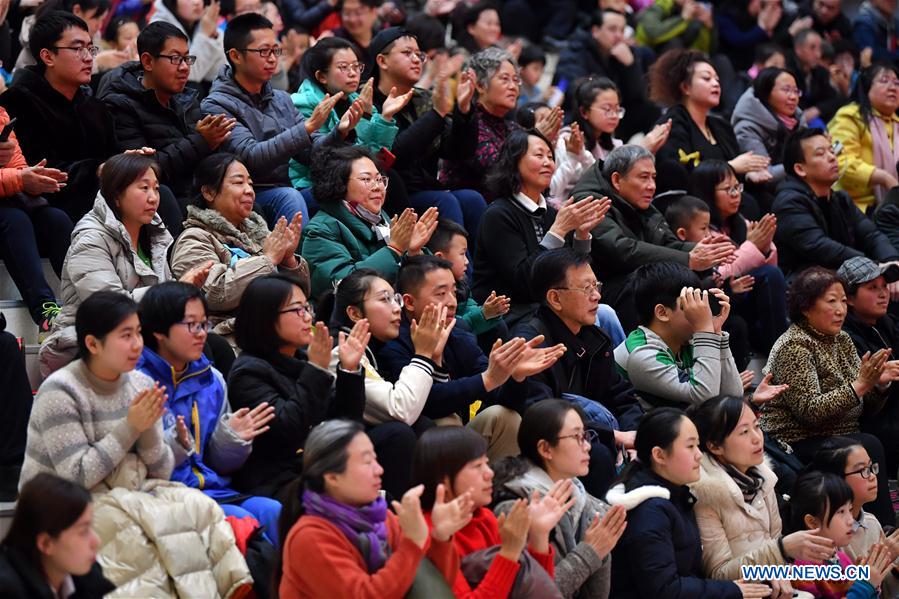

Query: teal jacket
300;200;403;299
289;79;398;188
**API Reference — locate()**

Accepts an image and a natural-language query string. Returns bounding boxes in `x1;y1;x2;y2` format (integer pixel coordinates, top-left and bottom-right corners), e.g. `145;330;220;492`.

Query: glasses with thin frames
390;48;428;64
364;291;404;308
156;53;198;66
495;74;522;87
353;175;389;189
875;77;899;89
716;183;744;197
280;303;316;320
775;86;803;97
332;61;365;74
845;462;879;479
53;45;100;59
591;105;626;118
241;46;284;58
553;281;603;296
557;429;599;446
175;320;211;335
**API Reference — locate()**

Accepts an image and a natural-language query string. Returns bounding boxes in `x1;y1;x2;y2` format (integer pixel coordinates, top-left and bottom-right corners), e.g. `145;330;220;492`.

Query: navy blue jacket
609;468;742;598
377;315;527;422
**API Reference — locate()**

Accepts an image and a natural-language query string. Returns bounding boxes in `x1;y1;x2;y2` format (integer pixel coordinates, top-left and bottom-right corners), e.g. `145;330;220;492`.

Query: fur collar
605;483;670;510
184;205;269;253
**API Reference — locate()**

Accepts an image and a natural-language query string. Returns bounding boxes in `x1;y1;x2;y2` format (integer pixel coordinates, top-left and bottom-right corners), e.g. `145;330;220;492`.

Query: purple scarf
302;489;389;572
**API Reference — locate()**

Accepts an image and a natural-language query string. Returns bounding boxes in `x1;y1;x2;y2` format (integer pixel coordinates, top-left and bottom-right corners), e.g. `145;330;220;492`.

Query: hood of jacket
732;87;802;135
606;467;695;511
183;204;270;253
208;64;275;109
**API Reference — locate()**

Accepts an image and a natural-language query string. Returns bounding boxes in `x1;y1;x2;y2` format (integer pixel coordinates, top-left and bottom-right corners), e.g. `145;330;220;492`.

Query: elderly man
571;144;734;330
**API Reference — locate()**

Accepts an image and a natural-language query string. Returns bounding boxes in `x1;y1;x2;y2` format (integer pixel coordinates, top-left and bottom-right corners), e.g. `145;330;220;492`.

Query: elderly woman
689;396;833;598
731;67;806;185
760;266;898;526
300;145;437;300
828;62;899;210
170;153;309;335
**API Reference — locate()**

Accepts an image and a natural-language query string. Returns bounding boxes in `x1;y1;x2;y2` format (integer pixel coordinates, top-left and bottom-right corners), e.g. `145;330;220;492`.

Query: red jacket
427;507;555;599
0;107;28;197
279;510;458;599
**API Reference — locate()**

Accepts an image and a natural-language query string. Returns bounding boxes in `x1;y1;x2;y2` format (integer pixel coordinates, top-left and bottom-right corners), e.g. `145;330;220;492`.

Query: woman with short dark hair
0;473;113;598
760;266;898;525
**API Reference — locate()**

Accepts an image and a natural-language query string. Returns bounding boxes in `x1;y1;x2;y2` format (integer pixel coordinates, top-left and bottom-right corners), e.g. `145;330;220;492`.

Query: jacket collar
607;466;695;510
319;200;389;242
184;205;270;251
536;305;609;357
209;65;274;107
12;65;90;105
691;453;776;518
138;347;213;393
105;60;199;113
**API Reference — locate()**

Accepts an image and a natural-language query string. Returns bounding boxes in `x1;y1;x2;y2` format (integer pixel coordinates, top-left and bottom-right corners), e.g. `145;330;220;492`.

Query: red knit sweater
426;507;555;599
279;511;458;599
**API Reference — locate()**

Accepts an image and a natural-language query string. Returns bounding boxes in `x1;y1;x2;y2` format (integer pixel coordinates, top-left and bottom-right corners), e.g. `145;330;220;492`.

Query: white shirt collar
514;192;547;213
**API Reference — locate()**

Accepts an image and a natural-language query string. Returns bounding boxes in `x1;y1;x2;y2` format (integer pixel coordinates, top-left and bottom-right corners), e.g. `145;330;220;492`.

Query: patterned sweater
19;359;174;491
760;323;886;444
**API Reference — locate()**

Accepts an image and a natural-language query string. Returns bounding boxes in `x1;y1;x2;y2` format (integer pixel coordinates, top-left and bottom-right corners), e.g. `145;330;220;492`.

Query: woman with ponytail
277;419;472;598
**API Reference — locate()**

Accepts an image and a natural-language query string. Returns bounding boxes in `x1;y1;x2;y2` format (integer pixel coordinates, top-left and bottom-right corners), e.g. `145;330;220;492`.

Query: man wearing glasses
202;12;363;229
99;22;236;211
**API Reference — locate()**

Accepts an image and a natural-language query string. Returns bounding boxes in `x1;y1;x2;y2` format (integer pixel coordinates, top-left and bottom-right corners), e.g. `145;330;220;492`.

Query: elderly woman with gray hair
439;46;562;196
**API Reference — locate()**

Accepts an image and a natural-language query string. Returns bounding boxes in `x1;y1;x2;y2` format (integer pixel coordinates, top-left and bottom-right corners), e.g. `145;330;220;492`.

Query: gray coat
495;462;611;599
39;195;173;376
200;66;340;187
731;87;805;183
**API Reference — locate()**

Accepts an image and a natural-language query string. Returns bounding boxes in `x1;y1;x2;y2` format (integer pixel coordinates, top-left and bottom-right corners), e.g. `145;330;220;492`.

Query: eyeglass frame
352;175;389;190
384;48;428;64
155;53;198;66
363;291;404;308
174;320;212;335
590;105;626;118
774;86;803;97
715;183;745;197
330;61;366;74
556;429;599;446
552;281;603;296
874;76;899;89
239;46;284;58
52;45;100;59
844;462;879;480
280;303;316;320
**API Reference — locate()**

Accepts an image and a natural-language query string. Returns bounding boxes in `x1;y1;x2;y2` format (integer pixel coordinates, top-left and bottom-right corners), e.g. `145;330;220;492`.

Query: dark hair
787;266;846;323
753;67;795;109
137;21;188;58
75;291;139;361
30;11;90;73
573;76;620;152
514;102;548;129
519;399;587;470
224;12;273;70
531;248;593;304
485;129;553;199
617;407;688;486
687;396;755;454
100;153;161;220
327;267;386;331
631;261;701;325
35;0;109;20
754;42;785;65
138;281;209;352
103;16;135;44
395;255;455;296
649;49;711;106
687;160;746;243
276;420;365;590
807;436;864;477
518;43;545;68
298;36;364;89
664;194;710;236
410;426;489;509
429;218;468;253
783;127;828;179
590;8;625;28
786;471;854;534
856;61;899;129
309;145;378;205
191;153;241;208
234;273;311;356
1;473;92;569
404;13;446;53
793;27;820;49
337;0;379;9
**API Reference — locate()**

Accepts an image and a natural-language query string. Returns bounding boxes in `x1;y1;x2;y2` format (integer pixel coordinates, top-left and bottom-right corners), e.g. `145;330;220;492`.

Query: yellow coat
828;102;899;211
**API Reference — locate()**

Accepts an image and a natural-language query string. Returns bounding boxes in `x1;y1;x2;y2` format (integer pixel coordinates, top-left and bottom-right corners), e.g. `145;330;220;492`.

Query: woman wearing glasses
227;273;368;499
690;396;834;598
170;152;310;337
301;145;437;300
493;400;626;599
550;77;672;208
828;62;899;211
731;67;807;186
688;160;787;355
289;37;409;190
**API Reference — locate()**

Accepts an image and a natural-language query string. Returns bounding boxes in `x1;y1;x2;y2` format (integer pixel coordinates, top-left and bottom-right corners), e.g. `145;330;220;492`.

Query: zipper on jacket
191;401;205;489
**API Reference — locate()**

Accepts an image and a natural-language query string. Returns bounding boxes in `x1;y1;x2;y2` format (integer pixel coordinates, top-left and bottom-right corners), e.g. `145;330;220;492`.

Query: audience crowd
6;0;899;597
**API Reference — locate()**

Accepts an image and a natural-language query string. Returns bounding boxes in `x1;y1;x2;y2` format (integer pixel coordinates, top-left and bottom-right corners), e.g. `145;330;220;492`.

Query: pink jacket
713;220;778;281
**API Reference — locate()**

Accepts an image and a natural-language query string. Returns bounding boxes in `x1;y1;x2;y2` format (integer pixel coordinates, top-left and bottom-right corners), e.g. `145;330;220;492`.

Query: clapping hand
229;402;276;441
430;483;475;541
338;318;371;371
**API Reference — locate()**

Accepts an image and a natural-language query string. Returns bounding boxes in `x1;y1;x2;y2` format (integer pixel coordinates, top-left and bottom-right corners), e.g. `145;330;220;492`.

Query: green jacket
300;200;402;299
289;79;399;188
635;0;716;53
457;296;499;335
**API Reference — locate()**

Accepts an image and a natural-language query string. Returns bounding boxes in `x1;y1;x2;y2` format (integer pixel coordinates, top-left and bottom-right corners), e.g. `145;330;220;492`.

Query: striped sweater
19;360;174;491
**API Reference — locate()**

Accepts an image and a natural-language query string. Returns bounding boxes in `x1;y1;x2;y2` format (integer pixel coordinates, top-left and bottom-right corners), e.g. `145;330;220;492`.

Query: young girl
277;420;470;598
549;77;671;207
605;407;771;598
411;425;568;598
786;470;893;599
95;17;139;72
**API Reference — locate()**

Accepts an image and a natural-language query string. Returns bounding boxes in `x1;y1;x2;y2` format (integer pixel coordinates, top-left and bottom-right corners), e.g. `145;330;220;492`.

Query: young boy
613;262;743;409
517;44;547;106
665;195;711;243
430;219;510;336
